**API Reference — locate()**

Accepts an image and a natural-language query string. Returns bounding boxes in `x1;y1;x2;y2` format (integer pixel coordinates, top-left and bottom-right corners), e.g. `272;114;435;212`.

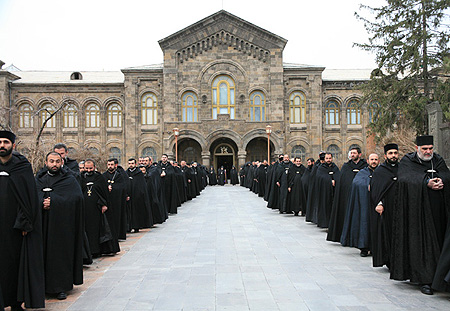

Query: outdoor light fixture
173;128;180;162
266;125;272;162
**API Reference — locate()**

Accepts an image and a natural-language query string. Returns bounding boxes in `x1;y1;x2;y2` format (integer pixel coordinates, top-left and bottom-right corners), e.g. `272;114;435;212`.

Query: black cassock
126;168;153;229
239;166;245;187
256;164;268;197
217;168;226;186
174;166;187;204
103;167;129;240
81;171;119;256
390;152;450;284
159;162;180;214
0;152;45;309
209;167;217;185
287;164;306;215
301;165;313;215
276;161;293;213
230;167;239;185
369;162;398;267
327;159;368;242
182;166;196;199
264;164;274;202
146;164;168;224
340;167;373;249
267;162;282;209
311;162;340;228
64;157;79;173
305;161;320;222
36;168;83;294
433;225;450;292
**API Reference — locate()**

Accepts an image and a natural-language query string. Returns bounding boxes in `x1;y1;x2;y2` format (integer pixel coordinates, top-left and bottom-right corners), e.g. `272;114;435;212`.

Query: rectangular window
230;107;234;119
294;107;300;123
255;107;260;121
194;108;197;122
213;108;217;119
182;108;186;122
187;108;193;122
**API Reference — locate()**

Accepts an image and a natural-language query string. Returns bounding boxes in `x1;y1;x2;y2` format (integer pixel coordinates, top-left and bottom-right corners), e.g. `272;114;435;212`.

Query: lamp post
173;128;180;162
265;125;272;163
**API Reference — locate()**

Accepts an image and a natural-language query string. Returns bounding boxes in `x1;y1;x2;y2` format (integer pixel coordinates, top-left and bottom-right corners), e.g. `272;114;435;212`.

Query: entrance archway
177;138;202;163
245;137;274;163
210;138;238;178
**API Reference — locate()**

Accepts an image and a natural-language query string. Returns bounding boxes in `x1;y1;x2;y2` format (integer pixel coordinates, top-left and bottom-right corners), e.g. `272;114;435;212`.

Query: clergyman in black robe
0;131;45;310
82;159;119;257
276;155;293;213
230;166;239;185
147;161;168;224
256;161;268;197
159;155;180;214
267;156;284;209
209;167;217;185
126;159;153;231
217;166;227;185
327;147;368;242
390;136;450;295
311;153;340;228
173;162;187;204
287;157;306;216
36;152;83;299
340;153;379;256
53;143;79;174
305;153;325;222
103;159;129;240
301;158;315;214
181;162;196;200
369;144;399;268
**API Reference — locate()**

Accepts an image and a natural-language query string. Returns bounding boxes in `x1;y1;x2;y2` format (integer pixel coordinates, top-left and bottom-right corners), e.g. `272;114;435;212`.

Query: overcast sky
0;0;386;72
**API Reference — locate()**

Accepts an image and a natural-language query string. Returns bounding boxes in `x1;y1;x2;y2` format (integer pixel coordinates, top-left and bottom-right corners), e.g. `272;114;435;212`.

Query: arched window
88;147;99;155
109;147;121;163
327;144;341;161
182;92;198;122
18;103;33;128
39;103;56;128
291;145;306;161
141;93;158;125
325;100;339;125
249;91;265;121
64;104;78;128
142;147;157;161
289;91;306;123
212;75;235;119
85;103;100;128
107;103;122;127
368;102;380;123
347;99;361;125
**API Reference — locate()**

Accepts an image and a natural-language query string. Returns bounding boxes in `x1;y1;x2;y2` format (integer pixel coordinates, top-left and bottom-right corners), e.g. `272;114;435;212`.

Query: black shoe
420;285;433;295
294;212;299;216
57;292;67;300
360;249;369;257
10;304;24;311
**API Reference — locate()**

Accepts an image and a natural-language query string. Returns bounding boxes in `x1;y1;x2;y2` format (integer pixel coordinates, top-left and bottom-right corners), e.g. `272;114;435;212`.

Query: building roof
322;69;372;81
11;71;124;84
121;64;164;71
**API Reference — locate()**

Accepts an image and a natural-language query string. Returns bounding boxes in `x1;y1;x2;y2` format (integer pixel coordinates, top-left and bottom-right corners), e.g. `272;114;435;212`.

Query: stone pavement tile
329;294;366;307
304;299;340;311
338;307;371;311
277;301;310;311
216;292;248;307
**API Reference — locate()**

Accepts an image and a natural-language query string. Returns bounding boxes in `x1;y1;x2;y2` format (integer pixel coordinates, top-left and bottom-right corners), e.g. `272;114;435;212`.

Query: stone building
0;10;374;171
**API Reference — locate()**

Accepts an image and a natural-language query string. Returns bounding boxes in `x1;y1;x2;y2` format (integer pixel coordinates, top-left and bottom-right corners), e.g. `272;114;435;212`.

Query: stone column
201;151;210;167
238;150;247;167
426;102;443;154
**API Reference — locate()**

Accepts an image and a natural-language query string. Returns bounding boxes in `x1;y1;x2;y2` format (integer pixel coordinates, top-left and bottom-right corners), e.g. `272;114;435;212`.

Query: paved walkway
61;186;448;310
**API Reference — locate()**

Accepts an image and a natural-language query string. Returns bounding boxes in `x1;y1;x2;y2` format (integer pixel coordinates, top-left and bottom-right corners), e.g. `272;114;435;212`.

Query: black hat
319;151;326;160
0;130;16;143
384;143;398;153
416;135;433;146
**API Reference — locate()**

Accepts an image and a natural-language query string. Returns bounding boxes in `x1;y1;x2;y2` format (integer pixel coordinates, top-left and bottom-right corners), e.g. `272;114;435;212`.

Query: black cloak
432;224;450;292
305;161;320;222
230;166;239;185
369;161;398;268
340;167;373;249
182;165;196;200
174;166;187;204
36;168;84;294
103;167;129;240
390;152;450;284
81;171;119;256
267;162;282;209
217;167;226;186
327;159;368;242
256;164;268;197
276;161;293;213
158;162;180;214
0;152;45;309
64;157;79;173
209;167;217;185
147;164;168;224
287;164;306;215
126;168;153;229
311;162;340;228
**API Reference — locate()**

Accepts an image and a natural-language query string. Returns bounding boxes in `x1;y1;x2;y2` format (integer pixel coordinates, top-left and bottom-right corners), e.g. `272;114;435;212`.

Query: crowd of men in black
0;130;211;310
239;135;450;297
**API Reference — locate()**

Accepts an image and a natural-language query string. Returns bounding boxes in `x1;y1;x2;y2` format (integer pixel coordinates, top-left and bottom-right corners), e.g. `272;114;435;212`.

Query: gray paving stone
67;186;450;311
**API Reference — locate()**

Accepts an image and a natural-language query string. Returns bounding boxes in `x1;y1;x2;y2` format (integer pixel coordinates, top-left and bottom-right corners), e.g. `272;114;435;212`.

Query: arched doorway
210;138;238;178
245;137;274;163
177;138;202;163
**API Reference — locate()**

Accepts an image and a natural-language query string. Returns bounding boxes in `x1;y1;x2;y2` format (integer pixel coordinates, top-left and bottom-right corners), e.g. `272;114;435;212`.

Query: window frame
325;100;340;125
211;75;235;119
107;103;122;128
181;92;198;122
347;99;361;125
85;103;100;128
141;93;158;125
18;103;33;128
289;91;306;124
249;91;266;122
64;103;78;128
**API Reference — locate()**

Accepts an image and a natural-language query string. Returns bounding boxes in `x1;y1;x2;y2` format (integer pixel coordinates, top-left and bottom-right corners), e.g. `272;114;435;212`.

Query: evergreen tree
355;0;450;137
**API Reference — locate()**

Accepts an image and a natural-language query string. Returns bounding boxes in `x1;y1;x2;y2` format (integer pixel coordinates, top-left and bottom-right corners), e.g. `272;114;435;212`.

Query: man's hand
161;171;166;177
276;182;280;187
428;178;444;190
101;206;108;214
126;196;130;201
43;197;51;210
22;231;28;236
108;185;112;192
188;179;191;183
331;180;335;187
375;204;384;215
288;187;291;192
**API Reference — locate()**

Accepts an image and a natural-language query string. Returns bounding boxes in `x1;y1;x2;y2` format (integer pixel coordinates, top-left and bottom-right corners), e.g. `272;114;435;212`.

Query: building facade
0;11;374;170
